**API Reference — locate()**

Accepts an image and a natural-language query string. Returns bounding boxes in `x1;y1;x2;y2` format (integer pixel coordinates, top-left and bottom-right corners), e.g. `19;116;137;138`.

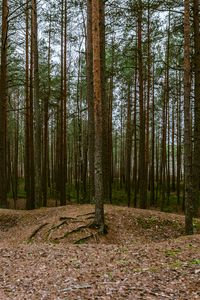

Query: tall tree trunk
107;40;114;203
100;0;109;203
32;0;42;208
13;94;19;208
133;62;138;207
177;71;182;206
184;0;193;234
92;0;105;232
63;0;68;204
150;61;155;206
171;96;176;192
193;0;200;216
59;0;67;206
42;15;51;207
25;3;35;210
125;82;133;207
0;0;8;208
86;0;95;203
146;0;151;193
138;0;147;209
166;12;171;204
160;86;167;210
167;98;170;203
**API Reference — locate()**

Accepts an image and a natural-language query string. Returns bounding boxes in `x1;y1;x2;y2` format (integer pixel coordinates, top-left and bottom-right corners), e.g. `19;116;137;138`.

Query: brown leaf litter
0;204;199;299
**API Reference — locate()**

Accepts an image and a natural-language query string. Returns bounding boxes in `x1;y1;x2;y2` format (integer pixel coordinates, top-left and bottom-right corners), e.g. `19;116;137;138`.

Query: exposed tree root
27;223;48;243
48;219;68;231
53;223;92;241
74;232;98;244
89;222;108;235
76;212;95;218
85;216;95;220
59;216;76;221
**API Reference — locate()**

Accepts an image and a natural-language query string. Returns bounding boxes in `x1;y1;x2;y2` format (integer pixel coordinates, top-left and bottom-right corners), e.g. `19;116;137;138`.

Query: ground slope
0;204;199;299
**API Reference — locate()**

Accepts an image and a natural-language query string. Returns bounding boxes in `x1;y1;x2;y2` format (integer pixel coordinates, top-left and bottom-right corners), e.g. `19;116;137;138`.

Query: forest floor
0;204;200;299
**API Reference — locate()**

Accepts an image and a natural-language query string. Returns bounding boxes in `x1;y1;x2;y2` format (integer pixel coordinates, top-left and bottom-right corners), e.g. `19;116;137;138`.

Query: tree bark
86;0;95;203
0;0;9;208
125;82;132;207
138;1;147;209
92;0;105;232
184;0;193;234
193;0;200;216
32;0;42;208
25;3;35;210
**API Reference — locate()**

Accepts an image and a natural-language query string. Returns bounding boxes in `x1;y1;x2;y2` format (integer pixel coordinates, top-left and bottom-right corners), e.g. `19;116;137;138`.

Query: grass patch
165;249;181;257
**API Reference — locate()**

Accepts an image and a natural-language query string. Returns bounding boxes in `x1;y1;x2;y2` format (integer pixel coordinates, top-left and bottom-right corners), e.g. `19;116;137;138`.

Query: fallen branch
27;223;48;243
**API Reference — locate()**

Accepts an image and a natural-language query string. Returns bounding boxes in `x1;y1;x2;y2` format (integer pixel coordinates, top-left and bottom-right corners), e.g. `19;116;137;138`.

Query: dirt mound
0;204;199;246
0;205;200;299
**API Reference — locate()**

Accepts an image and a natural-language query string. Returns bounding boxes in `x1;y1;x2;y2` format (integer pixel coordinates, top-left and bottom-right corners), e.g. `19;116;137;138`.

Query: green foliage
193;221;200;233
136;216;160;229
158;193;183;213
111;188;128;205
165;249;181;257
190;259;200;265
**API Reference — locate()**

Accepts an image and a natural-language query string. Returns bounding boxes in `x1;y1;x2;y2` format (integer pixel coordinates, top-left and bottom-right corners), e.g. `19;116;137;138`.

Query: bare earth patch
0;204;200;299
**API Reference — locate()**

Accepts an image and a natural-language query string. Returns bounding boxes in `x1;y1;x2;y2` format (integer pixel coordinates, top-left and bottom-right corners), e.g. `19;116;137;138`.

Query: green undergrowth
5;179;200;219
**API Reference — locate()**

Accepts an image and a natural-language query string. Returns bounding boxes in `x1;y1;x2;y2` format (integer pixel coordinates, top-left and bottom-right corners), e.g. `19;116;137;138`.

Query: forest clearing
0;204;200;299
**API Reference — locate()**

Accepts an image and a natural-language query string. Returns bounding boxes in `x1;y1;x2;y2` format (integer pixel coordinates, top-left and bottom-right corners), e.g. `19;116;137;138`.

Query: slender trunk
32;0;42;208
59;0;67;206
108;43;114;203
150;61;155;206
100;1;109;203
92;0;105;232
138;1;147;209
125;82;132;207
0;0;8;208
172;95;176;192
42;16;51;207
146;0;151;193
133;63;138;207
193;0;200;216
177;72;181;206
87;0;95;203
184;0;193;234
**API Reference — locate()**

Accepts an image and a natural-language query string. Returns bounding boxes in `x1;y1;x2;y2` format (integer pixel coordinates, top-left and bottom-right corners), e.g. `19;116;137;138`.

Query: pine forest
0;1;200;298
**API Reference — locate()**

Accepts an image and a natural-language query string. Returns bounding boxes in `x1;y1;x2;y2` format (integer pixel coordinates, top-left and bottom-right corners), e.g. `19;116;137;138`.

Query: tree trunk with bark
0;0;9;208
193;0;200;216
86;0;95;203
184;0;193;234
92;0;106;233
138;1;147;209
32;0;42;208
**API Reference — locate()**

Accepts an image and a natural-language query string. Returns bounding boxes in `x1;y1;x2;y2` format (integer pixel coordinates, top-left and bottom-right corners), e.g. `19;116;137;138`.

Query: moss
165;249;181;257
